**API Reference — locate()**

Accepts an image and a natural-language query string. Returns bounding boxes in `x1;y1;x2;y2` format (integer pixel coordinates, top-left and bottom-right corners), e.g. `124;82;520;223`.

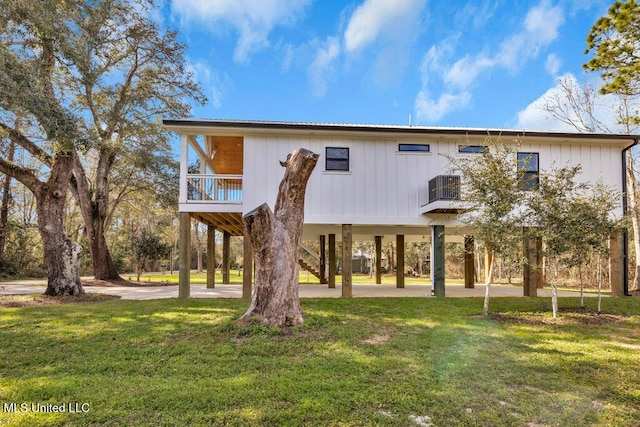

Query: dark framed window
517;152;539;191
325;147;349;171
458;145;487;153
399;143;430;152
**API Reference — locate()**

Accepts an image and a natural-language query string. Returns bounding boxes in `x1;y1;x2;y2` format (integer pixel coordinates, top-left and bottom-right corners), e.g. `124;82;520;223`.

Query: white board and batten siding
243;135;625;225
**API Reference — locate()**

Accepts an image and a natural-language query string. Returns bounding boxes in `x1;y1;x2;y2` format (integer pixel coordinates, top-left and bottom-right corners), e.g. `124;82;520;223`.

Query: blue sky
162;0;616;131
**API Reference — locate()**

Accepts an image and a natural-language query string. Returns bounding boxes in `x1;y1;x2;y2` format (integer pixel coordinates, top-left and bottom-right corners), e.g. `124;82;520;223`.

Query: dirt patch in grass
81;278;172;287
488;308;624;326
0;293;120;308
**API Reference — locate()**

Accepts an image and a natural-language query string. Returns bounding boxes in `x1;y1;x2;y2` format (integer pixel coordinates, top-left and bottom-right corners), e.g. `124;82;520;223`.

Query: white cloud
444;54;494;90
415;0;566;123
343;0;426;53
455;1;498;30
308;37;341;97
545;54;562;76
187;61;232;109
415;90;471;122
497;2;564;72
171;0;311;63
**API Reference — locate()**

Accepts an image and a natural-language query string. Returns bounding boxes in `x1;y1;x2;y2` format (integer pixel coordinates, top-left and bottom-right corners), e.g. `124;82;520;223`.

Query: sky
161;0;622;132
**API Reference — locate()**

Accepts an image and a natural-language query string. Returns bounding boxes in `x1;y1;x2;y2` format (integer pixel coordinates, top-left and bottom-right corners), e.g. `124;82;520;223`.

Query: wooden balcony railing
186;174;243;203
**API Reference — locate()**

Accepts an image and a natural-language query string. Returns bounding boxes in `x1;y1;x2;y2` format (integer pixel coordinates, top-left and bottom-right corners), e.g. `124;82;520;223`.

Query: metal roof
162;118;640;142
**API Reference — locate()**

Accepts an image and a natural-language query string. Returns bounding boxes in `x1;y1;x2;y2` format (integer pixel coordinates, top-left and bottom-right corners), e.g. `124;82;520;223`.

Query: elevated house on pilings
163;119;637;298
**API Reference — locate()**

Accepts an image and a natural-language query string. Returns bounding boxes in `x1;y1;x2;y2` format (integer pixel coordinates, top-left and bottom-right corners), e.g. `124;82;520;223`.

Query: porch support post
222;230;231;284
432;225;445;297
342;225;352;298
375;235;382;284
396;234;405;288
523;228;542;297
328;234;336;289
206;225;216;289
610;229;625;296
178;212;191;298
464;235;475;289
242;232;253;299
319;235;327;284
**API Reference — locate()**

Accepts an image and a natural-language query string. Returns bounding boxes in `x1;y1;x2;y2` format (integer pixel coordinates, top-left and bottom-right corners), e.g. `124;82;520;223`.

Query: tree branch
0;157;42;194
0;122;53;167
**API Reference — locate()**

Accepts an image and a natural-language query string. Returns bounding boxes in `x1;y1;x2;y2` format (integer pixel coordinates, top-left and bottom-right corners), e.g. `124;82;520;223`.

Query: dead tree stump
241;148;319;327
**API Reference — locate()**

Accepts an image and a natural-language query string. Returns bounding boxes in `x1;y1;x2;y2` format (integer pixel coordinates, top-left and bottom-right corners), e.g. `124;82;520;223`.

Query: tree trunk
483;255;494;316
597;252;603;314
0;140;15;266
38;157;83;296
71;153;122;281
626;159;640;291
551;263;558;319
241;148;319;327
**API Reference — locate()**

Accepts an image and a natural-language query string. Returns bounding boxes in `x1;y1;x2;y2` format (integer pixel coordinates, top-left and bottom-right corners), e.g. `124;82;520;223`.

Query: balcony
186;174;243;204
420;175;462;214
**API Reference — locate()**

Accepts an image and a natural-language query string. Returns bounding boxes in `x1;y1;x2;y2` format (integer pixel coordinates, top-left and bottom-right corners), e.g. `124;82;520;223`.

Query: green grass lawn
1;296;639;426
136;271;461;286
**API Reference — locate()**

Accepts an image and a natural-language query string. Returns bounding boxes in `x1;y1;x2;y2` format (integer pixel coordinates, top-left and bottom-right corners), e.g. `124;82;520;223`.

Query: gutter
622;138;639;296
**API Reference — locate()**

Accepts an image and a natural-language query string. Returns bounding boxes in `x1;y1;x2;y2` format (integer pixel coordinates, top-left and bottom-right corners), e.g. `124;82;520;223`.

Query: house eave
163;118;639;145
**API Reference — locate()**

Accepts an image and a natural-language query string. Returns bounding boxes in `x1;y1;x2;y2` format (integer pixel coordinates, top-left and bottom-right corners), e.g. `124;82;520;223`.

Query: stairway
298;243;325;281
298;258;321;279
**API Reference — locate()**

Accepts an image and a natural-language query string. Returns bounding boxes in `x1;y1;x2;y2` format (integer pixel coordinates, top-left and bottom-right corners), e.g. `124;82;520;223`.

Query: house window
399;143;430;152
517;152;539;191
325;147;349;171
458;145;487;153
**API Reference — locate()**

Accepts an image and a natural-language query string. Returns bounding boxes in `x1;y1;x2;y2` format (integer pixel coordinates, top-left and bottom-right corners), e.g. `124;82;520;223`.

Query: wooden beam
342;225;352;297
432;225;445;297
179;213;191;298
375;235;382;284
328;234;336;289
319;235;327;284
207;225;216;289
187;135;216;173
396;234;405;288
464;235;474;289
243;233;253;299
222;230;231;284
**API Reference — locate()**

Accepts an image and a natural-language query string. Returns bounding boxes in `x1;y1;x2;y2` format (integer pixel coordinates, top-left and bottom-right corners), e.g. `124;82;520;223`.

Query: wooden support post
432;225;445;297
522;228;541;297
206;225;216;289
178;213;191;298
610;229;624;297
342;225;352;298
243;233;253;299
328;234;336;289
375;235;382;284
464;235;474;289
319;235;327;284
396;234;405;288
222;230;231;284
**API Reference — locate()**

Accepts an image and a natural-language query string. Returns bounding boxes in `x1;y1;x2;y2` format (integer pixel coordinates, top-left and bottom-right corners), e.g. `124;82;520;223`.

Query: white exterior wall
243;135;625;225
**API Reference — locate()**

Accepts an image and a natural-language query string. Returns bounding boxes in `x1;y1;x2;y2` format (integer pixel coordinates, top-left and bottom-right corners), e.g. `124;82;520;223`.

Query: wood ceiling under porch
190;211;244;236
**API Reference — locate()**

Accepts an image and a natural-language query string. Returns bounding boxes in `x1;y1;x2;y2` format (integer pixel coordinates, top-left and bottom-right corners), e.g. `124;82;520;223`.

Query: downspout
621;138;639;296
